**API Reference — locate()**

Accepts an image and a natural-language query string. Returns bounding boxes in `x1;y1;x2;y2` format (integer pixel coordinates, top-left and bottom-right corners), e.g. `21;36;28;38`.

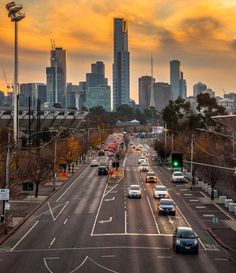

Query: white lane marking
90;184;108;236
183;193;193;196
189;199;199;202
196;206;206;209
125;210;127;234
98;217;112;224
48;201;69;222
56;166;89;202
13;245;171;253
33;201;69;220
49;237;56;247
63;218;68;225
11;221;39;252
104;185;118;198
179;189;188;191
70;256;89;273
101;255;116;258
214;202;234;221
123;157;127;167
203;214;215;217
168;216;174;226
104;197;115;202
43;257;54;273
45;257;59;260
214;258;228;261
146;196;160;234
157;256;172;259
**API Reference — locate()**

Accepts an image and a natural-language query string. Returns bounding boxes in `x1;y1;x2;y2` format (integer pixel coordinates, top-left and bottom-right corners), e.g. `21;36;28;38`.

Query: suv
172;171;184;183
139;162;149;172
97;165;108;175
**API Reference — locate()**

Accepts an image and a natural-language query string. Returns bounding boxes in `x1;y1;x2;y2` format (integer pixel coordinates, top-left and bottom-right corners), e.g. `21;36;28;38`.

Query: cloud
230;40;236;51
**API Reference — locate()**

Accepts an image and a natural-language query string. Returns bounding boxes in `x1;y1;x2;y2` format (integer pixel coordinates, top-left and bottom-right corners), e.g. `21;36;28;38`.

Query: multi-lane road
0;142;235;273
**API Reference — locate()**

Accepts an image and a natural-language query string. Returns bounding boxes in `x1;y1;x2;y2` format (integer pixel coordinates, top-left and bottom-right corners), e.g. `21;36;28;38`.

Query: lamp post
6;2;25;144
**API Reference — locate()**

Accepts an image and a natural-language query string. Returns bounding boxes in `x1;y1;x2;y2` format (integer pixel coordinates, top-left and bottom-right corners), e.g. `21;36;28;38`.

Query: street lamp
6;2;25;144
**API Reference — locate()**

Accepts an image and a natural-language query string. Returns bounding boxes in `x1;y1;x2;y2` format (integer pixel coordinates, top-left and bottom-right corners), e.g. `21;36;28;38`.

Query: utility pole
53;136;57;191
190;134;194;190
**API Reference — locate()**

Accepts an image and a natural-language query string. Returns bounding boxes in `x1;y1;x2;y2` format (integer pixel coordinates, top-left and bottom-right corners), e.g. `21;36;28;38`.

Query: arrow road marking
98;217;112;224
104;197;115;202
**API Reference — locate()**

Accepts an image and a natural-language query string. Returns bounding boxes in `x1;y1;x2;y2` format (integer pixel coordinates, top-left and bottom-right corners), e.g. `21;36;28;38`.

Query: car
145;172;158;183
138;156;146;164
90;159;99;167
97;165;108;175
128;184;142;198
173;227;198;254
157;198;176;215
172;171;185;183
153;185;168;199
139;161;149;172
98;150;105;156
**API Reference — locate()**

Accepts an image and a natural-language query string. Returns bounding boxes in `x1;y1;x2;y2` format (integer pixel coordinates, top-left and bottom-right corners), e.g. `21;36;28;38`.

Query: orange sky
1;0;236;102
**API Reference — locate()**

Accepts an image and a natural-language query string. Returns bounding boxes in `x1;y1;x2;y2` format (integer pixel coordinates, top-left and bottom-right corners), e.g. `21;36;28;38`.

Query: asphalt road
0;144;235;273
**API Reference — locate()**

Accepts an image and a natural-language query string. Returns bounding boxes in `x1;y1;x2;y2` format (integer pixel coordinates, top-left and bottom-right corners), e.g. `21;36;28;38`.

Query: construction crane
3;69;12;92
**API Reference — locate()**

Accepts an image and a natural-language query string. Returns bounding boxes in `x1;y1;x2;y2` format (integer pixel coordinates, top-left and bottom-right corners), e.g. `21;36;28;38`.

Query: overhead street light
6;1;25;144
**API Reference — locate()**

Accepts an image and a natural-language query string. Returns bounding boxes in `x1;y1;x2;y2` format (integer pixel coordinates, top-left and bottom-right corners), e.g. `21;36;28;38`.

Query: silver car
128;184;142;198
153;185;168;199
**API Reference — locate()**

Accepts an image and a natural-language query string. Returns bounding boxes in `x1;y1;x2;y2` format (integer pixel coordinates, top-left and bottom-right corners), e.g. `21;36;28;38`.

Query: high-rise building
20;83;47;107
153;82;171;112
67;83;80;108
138;76;155;108
0;91;4;106
85;61;111;111
46;47;67;107
113;18;130;110
170;60;181;101
180;71;187;98
193;82;207;97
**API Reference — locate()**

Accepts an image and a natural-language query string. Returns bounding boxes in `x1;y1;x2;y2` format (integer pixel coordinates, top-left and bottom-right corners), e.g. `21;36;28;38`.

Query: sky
0;0;236;103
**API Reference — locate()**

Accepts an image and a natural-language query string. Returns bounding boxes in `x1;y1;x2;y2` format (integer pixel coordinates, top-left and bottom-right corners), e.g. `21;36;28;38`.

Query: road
0;144;235;273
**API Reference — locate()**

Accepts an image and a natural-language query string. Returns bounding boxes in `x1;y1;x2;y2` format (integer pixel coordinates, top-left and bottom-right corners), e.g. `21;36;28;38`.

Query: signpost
0;189;9;201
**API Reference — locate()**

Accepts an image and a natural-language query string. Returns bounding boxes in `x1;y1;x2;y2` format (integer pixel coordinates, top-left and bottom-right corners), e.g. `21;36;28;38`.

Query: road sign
5;201;10;211
0;189;9;201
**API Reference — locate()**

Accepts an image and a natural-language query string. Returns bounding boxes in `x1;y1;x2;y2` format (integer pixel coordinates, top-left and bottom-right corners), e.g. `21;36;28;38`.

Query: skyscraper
170;60;180;101
180;71;187;98
46;47;67;107
139;76;155;108
113;18;130;110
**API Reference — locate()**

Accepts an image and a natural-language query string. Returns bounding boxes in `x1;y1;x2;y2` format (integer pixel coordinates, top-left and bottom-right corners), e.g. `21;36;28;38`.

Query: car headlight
159;207;164;211
171;207;175;211
176;239;181;245
194;239;198;245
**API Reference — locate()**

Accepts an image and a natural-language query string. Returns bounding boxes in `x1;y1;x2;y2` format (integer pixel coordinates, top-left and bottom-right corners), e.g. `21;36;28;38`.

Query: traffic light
171;153;183;168
120;142;124;149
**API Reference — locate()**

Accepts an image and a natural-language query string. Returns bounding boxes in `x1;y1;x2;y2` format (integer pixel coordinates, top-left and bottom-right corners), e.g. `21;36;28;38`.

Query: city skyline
1;0;236;103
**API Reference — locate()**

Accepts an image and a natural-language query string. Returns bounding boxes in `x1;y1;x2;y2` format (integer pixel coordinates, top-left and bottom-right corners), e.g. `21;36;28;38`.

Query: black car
157;198;176;216
97;165;108;175
173;227;198;254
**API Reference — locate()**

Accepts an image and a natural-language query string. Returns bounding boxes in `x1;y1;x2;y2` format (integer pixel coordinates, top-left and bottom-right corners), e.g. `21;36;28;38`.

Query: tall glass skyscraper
170;60;180;101
113;18;130;110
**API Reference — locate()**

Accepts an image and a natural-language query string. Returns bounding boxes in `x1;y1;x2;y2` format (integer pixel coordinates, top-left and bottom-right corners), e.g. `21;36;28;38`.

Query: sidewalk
0;162;86;246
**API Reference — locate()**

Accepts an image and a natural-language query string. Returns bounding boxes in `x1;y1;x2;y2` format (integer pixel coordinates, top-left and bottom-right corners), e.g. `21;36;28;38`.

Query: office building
170;60;180;101
20;83;47;107
0;91;4;106
86;61;107;87
113;18;130;110
139;76;155;108
46;47;67;107
153;82;171;112
67;83;80;108
180;71;187;98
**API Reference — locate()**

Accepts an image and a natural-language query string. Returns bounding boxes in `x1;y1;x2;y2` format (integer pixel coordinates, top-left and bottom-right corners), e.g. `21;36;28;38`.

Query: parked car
172;171;185;183
157;198;176;216
153;185;168;199
128;184;142;198
139;162;149;172
90;159;99;167
173;227;198;254
145;172;158;183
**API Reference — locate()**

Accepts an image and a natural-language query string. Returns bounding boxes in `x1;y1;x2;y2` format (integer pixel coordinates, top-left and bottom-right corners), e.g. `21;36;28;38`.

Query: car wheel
174;246;179;253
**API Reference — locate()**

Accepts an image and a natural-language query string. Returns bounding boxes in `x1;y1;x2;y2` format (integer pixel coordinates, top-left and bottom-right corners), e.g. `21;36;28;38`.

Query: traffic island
108;167;124;184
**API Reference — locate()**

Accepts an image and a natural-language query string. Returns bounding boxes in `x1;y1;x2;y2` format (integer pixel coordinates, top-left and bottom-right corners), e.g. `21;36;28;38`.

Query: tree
116;104;134;121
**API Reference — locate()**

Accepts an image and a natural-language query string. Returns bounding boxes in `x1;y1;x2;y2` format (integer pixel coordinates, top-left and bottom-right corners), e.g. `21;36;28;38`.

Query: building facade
138;76;154;109
46;47;67;107
19;83;47;107
113;18;130;110
86;86;111;112
170;60;180;101
193;82;207;97
153;82;171;112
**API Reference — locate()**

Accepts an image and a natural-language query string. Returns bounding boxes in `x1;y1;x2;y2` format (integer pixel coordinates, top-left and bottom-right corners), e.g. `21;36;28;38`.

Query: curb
0;163;89;246
207;228;236;253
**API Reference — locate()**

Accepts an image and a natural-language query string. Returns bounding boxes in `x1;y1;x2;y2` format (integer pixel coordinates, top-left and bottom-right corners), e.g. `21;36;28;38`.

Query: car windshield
147;172;155;176
174;172;183;176
177;230;195;239
155;186;166;191
160;200;173;205
141;162;148;166
130;186;140;190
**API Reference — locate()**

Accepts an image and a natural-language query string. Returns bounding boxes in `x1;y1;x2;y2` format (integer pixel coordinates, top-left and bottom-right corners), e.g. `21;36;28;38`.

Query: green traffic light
173;161;179;167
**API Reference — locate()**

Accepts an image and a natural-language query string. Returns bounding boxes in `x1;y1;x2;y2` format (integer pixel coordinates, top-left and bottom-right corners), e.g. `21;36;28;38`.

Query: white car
153;186;169;199
128;184;142;198
90;159;99;167
138;156;146;164
139;162;149;172
172;171;184;183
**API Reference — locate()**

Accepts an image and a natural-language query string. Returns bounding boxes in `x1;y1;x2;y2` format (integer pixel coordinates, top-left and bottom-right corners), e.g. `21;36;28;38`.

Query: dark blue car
173;227;198;254
157;198;176;216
